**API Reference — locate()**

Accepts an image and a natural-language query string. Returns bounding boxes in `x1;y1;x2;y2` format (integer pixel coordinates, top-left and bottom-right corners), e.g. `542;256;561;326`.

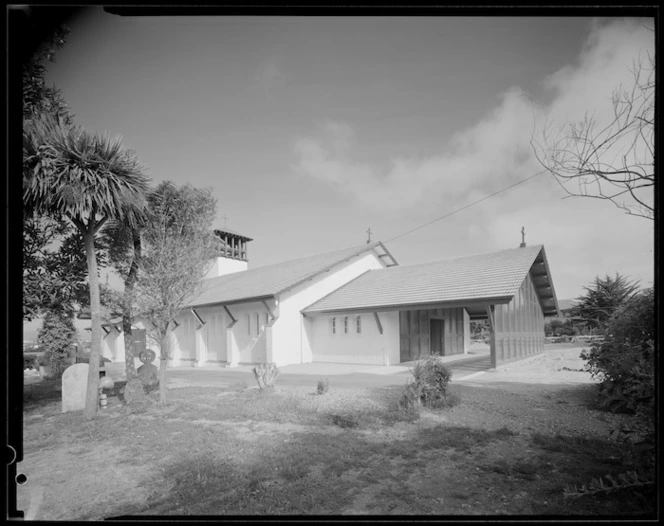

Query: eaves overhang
302;295;514;316
187;294;275;310
529;246;560;317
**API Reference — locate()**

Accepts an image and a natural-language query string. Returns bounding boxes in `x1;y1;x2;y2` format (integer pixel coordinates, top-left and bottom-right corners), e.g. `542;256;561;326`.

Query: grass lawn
17;374;655;519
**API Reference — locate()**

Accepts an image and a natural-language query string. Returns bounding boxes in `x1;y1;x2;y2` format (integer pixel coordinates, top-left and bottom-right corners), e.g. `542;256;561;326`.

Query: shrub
398;382;424;413
316;378;329;395
252;362;280;391
37;310;77;378
400;356;454;411
581;288;654;415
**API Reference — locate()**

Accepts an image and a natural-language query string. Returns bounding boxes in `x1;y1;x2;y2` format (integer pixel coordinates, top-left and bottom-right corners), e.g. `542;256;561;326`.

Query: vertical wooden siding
399;307;466;362
493;273;545;365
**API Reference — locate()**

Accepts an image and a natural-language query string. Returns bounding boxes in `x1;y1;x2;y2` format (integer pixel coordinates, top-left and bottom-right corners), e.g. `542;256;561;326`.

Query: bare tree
133;181;218;404
532;51;654;220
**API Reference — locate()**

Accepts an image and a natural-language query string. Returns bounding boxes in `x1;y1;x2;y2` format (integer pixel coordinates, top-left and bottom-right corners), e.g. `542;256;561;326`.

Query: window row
331;316;362;334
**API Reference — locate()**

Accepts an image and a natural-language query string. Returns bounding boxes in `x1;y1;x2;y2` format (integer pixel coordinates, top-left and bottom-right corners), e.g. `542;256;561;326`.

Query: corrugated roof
303;244;558;315
188;242;390;307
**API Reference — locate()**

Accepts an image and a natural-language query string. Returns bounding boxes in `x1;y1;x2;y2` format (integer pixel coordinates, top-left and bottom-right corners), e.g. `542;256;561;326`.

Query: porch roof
302;244;559;317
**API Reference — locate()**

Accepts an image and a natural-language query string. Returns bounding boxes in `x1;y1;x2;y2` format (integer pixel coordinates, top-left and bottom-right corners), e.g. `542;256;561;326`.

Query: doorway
430;319;445;356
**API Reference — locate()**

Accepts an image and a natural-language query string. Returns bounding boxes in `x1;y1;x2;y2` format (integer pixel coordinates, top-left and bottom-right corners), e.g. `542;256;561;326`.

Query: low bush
253;362;280;391
581;288;654;415
316;378;329;395
399;356;454;411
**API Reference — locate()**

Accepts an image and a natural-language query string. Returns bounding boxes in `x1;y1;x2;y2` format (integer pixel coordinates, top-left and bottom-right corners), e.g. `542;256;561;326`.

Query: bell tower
205;228;253;278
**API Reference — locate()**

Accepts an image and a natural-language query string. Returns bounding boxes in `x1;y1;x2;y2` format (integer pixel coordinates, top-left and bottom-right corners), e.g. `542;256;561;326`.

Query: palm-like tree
24;112;150;419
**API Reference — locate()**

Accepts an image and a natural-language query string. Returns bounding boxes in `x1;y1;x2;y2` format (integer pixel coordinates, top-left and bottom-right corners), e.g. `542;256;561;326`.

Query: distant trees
133;182;218;404
572;273;640;333
544;318;577;338
532;50;654;220
470;320;490;341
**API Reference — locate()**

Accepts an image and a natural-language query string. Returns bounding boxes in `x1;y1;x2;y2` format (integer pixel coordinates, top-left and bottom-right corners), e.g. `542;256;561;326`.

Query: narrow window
332;317;336;334
247;314;251;335
344;316;348;334
356;316;361;334
256;313;260;335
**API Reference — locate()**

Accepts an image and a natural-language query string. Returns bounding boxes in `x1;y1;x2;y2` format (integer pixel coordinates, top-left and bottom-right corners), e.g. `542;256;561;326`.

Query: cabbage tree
23;112;150;419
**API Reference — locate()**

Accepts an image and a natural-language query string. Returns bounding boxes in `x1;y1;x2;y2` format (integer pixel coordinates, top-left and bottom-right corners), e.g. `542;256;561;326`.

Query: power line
385;169;548;244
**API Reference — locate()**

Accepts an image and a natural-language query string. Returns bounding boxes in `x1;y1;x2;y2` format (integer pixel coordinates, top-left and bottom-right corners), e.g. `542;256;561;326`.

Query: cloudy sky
38;9;654;304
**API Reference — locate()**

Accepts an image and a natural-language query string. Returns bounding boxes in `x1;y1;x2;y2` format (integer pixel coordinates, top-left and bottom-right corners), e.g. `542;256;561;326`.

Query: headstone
62;363;90;413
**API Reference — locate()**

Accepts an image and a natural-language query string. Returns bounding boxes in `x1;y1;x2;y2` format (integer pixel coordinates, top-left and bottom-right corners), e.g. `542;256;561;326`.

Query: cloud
292;19;654;213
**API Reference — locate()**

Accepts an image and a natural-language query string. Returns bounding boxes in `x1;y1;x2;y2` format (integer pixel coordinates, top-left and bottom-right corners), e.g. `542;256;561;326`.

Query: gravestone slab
62;363;90;413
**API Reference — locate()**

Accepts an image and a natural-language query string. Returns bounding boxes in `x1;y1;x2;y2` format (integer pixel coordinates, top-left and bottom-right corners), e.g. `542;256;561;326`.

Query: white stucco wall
203;257;248;279
166;302;268;366
269;251;385;366
101;328;123;363
107;249;385;368
309;310;400;365
222;301;270;364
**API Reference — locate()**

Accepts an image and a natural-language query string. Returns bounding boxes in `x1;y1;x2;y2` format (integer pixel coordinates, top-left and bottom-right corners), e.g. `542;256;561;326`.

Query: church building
100;228;559;369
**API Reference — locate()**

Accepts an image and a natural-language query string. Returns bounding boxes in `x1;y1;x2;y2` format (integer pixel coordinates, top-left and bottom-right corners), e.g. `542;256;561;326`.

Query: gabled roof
187;241;397;308
303;244;559;317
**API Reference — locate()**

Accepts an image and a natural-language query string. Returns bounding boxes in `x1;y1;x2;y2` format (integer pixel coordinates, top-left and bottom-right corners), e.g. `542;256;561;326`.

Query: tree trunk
122;314;136;379
158;327;170;404
158;357;168;404
83;229;102;420
122;232;141;379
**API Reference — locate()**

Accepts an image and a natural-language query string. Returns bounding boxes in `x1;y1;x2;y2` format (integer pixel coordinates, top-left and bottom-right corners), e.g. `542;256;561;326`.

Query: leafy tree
532;46;654;220
581;288;654;415
23;215;89;320
573;273;640;333
22;23;93;321
545;319;563;337
23;113;150;419
470;320;489;340
134;182;217;404
23;23;73;124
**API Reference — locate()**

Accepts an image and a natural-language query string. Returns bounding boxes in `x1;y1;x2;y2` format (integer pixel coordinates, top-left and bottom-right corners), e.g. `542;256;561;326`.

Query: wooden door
430;319;445;356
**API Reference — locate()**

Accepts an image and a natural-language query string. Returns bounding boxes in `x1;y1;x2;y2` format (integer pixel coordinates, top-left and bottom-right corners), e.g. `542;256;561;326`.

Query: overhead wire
384;169;549;243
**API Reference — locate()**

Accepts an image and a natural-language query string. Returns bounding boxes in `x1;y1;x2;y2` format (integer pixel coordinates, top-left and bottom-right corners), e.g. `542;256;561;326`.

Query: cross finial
366;227;373;244
520;226;526;248
221;214;228;229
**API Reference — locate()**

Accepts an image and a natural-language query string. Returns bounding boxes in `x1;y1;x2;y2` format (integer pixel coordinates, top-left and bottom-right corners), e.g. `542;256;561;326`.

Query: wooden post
373;312;383;335
223;305;238;328
485;305;497;369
